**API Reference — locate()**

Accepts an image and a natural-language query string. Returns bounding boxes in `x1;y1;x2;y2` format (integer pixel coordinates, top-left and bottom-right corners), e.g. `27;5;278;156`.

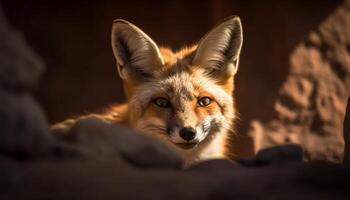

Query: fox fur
52;16;243;166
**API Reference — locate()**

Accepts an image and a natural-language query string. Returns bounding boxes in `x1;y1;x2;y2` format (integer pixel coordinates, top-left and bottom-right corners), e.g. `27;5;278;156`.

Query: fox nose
179;127;196;141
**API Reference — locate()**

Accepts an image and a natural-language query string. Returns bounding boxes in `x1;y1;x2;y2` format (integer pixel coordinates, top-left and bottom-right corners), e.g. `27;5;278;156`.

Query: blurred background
1;0;345;157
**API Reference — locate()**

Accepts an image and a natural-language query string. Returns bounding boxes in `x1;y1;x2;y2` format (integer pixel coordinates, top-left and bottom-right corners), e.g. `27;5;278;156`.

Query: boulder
54;115;183;168
0;4;52;158
248;1;350;162
0;90;53;158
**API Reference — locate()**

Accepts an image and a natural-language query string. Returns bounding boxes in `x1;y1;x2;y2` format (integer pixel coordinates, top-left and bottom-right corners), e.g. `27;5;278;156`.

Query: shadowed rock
55;116;183;168
239;144;303;166
0;4;52;158
0;90;53;158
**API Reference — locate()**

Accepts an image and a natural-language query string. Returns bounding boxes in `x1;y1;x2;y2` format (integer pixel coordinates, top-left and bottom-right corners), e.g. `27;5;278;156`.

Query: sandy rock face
248;1;350;162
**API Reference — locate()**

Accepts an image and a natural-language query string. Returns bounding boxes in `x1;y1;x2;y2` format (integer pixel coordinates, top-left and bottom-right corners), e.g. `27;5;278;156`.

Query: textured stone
0;90;53;158
239;144;303;166
0;5;52;158
1;156;349;200
55;116;183;168
248;1;350;162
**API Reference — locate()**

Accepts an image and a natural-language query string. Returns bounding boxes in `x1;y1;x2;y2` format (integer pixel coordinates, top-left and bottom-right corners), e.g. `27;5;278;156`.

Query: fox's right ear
111;19;164;82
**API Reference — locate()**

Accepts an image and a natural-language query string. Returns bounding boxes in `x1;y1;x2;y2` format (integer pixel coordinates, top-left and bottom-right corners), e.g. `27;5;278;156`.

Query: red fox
52;16;243;165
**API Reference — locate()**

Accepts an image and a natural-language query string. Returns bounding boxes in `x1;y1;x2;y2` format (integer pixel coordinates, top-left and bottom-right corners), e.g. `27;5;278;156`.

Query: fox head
111;16;242;153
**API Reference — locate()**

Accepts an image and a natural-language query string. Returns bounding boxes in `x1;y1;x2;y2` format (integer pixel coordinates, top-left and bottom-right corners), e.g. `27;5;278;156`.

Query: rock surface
0;90;53;158
0;3;52;158
248;1;350;162
54;116;183;168
0;158;349;200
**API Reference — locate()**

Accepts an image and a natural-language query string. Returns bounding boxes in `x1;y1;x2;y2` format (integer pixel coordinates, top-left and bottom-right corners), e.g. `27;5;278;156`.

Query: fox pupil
153;97;170;108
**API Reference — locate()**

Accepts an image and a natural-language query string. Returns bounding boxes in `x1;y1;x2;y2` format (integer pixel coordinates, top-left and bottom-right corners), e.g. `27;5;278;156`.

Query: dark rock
2;155;350;200
298;161;350;192
255;144;303;163
239;144;304;166
0;158;21;192
210;161;350;200
0;90;53;158
188;159;236;171
57;116;183;168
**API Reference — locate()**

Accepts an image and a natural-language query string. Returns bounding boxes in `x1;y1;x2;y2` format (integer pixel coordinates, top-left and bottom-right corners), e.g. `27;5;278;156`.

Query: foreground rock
0;90;53;158
0;4;52;158
1;157;349;200
54;116;183;168
248;0;350;162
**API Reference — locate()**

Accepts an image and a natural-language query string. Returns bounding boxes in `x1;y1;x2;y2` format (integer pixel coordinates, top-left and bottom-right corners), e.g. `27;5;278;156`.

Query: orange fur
52;16;243;166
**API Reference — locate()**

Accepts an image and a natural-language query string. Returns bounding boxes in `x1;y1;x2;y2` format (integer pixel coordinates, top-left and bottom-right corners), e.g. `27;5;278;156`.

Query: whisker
139;123;168;135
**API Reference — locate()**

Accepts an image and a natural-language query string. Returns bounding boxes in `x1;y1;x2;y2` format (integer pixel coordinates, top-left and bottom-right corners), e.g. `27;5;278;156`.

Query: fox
52;16;243;166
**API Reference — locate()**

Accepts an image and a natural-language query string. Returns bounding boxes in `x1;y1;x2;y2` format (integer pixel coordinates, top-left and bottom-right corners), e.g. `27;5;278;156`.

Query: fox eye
198;96;212;107
153;97;170;108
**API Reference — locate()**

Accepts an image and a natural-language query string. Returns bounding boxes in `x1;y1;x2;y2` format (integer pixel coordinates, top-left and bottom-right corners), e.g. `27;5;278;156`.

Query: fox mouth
175;142;198;149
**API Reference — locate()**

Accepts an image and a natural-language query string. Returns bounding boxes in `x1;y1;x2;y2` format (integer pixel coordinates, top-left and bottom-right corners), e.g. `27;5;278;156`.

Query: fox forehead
159;46;197;68
131;46;205;99
128;46;234;118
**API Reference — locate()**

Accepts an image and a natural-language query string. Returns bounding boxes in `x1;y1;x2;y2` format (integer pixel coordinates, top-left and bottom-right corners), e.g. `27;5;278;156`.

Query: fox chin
52;16;243;166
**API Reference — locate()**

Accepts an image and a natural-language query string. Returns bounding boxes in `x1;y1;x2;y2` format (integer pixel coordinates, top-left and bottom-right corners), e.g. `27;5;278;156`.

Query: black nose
179;127;196;141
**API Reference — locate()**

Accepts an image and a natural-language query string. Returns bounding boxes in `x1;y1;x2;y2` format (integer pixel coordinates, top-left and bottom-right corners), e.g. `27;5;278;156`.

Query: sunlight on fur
52;16;243;166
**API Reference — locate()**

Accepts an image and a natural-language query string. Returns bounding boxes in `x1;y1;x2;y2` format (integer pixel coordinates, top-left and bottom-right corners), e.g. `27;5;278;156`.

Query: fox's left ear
193;16;243;80
111;19;164;82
